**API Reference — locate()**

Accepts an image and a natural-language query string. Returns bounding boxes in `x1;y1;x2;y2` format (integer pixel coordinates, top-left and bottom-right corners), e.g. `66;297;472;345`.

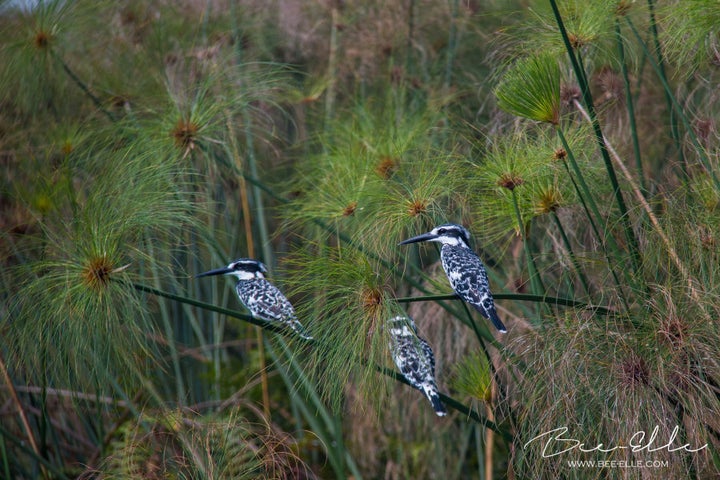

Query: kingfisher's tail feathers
472;303;507;333
487;309;507;333
290;321;313;341
423;385;448;417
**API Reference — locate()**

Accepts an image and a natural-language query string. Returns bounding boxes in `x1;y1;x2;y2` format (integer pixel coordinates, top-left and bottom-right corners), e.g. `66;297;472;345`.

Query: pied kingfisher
196;258;312;340
388;316;447;416
400;223;507;333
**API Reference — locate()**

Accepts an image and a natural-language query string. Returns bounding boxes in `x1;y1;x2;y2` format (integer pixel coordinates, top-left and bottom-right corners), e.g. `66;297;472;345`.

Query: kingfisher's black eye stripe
231;260;266;274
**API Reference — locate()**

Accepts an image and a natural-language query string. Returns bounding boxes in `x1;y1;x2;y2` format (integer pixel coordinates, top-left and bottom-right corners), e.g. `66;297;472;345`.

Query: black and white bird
400;223;507;333
196;258;312;340
388;315;447;416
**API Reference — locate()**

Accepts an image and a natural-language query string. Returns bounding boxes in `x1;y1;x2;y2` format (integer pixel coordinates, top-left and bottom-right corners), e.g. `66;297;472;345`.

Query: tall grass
1;0;719;478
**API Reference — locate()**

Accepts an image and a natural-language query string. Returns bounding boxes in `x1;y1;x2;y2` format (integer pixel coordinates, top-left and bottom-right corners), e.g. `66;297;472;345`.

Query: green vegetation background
1;0;719;478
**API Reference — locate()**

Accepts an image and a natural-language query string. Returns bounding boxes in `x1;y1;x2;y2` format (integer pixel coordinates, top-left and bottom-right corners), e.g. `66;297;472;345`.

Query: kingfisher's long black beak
398;231;437;245
195;266;232;278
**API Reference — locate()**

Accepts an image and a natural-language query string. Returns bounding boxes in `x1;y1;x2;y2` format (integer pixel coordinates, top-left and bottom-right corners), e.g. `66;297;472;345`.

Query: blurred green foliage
1;0;719;478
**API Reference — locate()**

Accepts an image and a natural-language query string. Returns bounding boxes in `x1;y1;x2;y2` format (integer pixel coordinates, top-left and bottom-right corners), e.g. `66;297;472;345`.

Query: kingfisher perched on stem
196;258;312;340
400;223;507;333
388;315;447;416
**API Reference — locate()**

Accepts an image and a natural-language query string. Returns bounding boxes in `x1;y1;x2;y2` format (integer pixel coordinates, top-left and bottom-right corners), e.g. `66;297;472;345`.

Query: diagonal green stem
51;50;116;122
129;280;268;327
511;188;545;299
646;0;685;170
548;0;642;277
556;129;609;248
615;20;645;195
396;292;615;316
556;128;630;311
458;300;493;349
551;210;591;298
